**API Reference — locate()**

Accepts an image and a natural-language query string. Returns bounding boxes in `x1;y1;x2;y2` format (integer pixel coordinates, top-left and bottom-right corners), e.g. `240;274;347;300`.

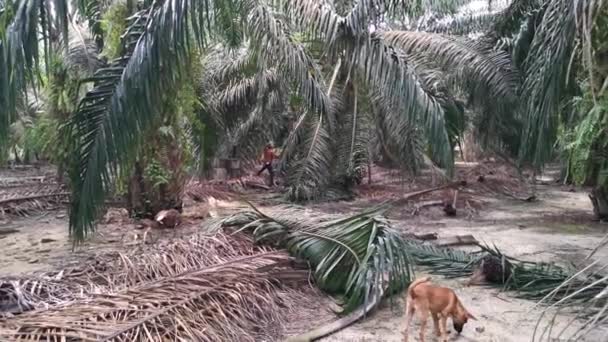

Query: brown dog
403;277;476;342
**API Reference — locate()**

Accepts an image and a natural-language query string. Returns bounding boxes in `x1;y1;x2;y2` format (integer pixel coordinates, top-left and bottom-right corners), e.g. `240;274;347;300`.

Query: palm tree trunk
126;138;185;219
462;128;481;162
127;160;147;218
590;185;608;220
13;146;21;164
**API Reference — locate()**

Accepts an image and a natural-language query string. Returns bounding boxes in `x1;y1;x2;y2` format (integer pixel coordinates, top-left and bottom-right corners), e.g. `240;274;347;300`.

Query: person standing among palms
257;143;279;186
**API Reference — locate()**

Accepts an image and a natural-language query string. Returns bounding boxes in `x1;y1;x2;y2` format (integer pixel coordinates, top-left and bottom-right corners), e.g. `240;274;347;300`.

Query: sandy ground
1;164;608;342
319;185;608;342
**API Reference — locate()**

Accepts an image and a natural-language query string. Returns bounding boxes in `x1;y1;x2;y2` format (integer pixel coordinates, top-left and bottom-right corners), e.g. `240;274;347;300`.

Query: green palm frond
218;203;414;314
67;8;150;241
417;11;498;35
519;0;577;166
0;0;72;151
488;0;543;40
382;31;519;102
355;35;454;173
67;0;220;241
407;0;489;16
215;69;282;111
371;89;426;174
382;30;523;155
1;0;43;149
52;0;69;42
0;0;17;36
332;84;370;187
410;0;518;35
511;9;539;70
219;91;288;163
404;240;477;277
286;114;334;201
406;55;467;148
406;239;608;305
204;46;257;83
277;110;308;170
285;0;342;44
75;0;109;50
285;0;480;49
534;251;608;341
212;0;246;49
559;86;608;186
245;0;332;118
62;24;104;75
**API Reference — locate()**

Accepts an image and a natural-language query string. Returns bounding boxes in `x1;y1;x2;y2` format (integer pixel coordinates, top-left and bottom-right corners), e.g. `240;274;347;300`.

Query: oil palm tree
197;0;521;200
2;0;607;239
0;0;528;238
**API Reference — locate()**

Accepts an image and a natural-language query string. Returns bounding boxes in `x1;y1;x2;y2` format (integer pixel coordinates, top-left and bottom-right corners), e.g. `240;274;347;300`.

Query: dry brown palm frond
0;277;74;317
0;249;299;342
185;180;239;202
0;184;68;217
0;233;299;321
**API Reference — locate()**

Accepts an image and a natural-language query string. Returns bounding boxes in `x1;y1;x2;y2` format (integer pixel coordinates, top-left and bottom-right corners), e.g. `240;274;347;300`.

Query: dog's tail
407;277;431;299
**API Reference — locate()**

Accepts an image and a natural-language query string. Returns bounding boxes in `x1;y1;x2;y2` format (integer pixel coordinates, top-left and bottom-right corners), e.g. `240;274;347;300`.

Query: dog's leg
418;311;428;342
432;313;441;337
402;299;416;342
439;316;449;342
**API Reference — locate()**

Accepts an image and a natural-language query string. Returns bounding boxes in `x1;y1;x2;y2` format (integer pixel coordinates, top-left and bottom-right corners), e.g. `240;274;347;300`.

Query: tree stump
468;254;513;285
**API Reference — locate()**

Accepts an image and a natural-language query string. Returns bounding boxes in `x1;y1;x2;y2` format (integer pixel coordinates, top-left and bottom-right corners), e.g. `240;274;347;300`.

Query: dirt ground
320;186;608;342
1;162;607;341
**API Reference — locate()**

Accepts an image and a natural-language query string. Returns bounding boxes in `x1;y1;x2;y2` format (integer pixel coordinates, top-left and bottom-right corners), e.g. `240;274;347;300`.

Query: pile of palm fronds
184;180;238;202
0;233;308;341
456;159;536;201
0;183;68;217
211;203;413;314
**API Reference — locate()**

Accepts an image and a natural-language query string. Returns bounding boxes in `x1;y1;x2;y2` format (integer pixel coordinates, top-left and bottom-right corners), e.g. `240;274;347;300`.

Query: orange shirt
263;148;276;163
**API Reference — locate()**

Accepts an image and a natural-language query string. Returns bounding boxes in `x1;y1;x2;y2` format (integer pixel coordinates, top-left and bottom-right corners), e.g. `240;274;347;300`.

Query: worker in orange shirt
257;143;279;186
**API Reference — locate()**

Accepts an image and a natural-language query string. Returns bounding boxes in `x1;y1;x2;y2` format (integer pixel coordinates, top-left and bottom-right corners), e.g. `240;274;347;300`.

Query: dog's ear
466;311;477;321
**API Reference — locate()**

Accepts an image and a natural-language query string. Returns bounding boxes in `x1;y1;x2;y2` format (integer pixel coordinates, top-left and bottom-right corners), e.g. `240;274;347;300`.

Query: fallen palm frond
0;176;57;188
0;277;73;316
533;235;608;341
215;203;608;314
0;233;278;315
0;253;296;341
405;241;608;305
184;181;238;201
212;203;414;314
0;234;306;341
0;184;68;217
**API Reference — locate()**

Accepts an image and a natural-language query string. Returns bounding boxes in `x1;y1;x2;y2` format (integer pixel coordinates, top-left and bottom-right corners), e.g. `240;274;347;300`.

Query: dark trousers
257;162;274;185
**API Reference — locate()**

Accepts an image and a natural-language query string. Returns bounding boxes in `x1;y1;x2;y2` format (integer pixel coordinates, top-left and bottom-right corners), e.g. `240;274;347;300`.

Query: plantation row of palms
1;0;607;236
1;1;608;340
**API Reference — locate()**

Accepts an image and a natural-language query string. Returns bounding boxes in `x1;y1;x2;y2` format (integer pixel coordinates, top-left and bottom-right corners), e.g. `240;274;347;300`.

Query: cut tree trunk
590;185;608;220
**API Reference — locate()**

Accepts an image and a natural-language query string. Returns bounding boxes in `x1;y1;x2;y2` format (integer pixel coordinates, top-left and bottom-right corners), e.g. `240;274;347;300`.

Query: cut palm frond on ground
0;185;68;217
405;241;608;305
214;203;607;311
214;203;414;314
0;234;305;341
0;233;283;315
533;237;608;341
